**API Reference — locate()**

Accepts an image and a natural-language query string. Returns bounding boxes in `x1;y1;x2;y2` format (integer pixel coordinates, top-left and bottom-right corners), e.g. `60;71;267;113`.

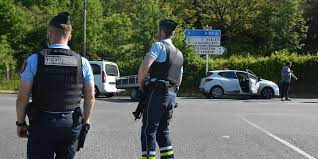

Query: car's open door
248;73;260;94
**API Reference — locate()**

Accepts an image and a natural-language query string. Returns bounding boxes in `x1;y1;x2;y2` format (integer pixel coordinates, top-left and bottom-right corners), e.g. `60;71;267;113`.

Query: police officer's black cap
49;12;71;29
159;19;177;31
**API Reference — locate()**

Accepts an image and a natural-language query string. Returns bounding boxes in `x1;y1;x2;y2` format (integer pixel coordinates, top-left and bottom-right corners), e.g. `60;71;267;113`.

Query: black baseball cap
49;12;71;29
159;19;177;31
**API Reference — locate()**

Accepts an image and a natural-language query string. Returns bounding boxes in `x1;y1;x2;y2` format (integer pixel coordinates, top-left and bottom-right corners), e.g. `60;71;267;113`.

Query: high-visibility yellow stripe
160;150;174;156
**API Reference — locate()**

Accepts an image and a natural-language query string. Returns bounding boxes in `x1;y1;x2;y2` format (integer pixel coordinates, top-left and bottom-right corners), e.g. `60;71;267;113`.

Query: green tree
165;0;306;54
0;35;15;80
251;0;307;54
303;0;318;53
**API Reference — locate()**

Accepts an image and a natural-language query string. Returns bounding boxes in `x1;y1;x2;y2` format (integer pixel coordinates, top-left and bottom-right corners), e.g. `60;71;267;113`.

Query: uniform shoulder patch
45;55;77;66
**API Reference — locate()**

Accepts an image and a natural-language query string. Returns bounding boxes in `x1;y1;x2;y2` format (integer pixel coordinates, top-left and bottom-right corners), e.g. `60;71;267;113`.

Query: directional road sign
185;37;221;46
184;29;221;37
193;45;226;55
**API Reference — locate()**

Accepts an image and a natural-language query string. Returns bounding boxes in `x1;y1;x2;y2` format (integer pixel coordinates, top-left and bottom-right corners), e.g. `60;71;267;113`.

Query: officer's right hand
17;126;29;138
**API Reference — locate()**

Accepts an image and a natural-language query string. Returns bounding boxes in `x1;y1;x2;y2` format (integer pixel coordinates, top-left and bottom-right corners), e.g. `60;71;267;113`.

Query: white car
89;60;120;97
199;70;280;99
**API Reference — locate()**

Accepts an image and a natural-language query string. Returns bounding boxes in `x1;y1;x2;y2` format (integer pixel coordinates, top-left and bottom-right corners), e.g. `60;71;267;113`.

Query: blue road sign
184;29;221;37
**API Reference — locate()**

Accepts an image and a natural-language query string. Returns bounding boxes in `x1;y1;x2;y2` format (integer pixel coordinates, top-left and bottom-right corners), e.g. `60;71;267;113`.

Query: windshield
105;64;119;76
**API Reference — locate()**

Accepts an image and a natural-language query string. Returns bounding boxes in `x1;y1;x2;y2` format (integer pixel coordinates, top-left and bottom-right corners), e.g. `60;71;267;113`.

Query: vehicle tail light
102;71;106;83
205;78;213;82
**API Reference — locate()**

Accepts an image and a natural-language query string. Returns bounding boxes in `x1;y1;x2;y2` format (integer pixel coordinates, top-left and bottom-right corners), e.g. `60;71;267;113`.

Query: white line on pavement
243;113;302;117
240;116;317;159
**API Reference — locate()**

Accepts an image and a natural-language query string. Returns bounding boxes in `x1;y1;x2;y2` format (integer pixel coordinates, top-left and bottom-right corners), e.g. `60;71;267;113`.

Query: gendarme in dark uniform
16;12;95;159
138;19;184;159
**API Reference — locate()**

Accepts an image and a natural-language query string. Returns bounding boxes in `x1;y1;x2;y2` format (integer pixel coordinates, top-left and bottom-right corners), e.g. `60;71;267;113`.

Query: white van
89;60;120;97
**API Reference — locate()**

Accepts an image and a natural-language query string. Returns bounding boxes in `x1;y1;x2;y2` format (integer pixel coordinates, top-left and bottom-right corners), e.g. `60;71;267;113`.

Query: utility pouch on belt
72;107;82;127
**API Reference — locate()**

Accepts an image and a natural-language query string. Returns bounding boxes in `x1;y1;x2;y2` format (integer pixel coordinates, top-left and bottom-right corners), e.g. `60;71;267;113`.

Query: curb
0;90;18;94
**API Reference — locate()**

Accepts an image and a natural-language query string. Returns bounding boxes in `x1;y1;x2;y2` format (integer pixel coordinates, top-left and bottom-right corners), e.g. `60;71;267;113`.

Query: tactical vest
32;49;83;111
149;41;184;86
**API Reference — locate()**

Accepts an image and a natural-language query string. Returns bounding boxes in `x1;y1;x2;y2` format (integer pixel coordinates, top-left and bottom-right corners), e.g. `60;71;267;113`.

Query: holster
72;107;83;127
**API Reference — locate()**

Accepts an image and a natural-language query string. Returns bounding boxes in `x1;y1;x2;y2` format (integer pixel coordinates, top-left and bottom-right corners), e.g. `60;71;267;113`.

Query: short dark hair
48;12;72;38
159;19;177;37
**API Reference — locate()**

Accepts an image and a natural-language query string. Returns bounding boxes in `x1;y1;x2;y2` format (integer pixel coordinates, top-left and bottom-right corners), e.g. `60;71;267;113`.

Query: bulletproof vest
32;49;83;111
149;41;184;86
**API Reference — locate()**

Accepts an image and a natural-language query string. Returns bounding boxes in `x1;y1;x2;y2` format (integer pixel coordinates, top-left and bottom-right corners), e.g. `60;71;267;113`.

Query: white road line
243;113;301;117
240;116;317;159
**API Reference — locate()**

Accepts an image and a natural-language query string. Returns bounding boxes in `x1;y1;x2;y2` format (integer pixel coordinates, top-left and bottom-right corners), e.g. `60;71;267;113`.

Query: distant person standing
281;61;298;101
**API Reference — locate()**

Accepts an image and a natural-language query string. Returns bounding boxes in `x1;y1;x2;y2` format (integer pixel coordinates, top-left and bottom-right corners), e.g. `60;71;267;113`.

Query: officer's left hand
17;126;29;138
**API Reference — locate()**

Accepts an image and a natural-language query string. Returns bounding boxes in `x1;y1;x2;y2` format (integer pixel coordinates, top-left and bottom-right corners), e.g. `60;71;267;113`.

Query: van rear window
105;64;118;76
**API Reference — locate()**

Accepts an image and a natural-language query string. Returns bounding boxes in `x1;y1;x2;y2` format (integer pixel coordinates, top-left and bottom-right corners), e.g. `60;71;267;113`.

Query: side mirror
258;77;261;81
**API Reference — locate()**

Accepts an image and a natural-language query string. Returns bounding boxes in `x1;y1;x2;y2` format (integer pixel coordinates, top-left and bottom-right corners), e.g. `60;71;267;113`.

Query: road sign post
184;29;225;75
206;54;209;75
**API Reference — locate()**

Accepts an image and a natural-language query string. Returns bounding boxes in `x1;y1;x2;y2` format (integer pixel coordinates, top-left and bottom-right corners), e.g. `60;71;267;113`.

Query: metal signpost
83;0;87;57
184;29;225;74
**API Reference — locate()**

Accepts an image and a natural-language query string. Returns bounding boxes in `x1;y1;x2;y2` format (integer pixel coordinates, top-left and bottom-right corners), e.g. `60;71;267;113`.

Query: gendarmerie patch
45;55;77;66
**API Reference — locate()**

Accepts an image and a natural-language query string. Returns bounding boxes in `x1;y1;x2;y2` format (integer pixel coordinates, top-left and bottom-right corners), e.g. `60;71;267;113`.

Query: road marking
243;113;301;117
240;116;317;159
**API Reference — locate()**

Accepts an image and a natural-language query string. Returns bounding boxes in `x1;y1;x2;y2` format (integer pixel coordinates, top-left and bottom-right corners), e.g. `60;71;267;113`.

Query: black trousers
141;90;176;159
281;82;290;99
27;112;81;159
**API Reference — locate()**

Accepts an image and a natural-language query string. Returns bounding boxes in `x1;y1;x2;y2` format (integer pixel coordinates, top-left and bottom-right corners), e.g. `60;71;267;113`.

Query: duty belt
146;80;177;93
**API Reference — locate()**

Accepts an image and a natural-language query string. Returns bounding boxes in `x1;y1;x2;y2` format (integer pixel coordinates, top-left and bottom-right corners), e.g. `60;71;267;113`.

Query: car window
207;72;214;77
236;72;248;79
90;64;101;75
105;64;119;76
218;72;237;79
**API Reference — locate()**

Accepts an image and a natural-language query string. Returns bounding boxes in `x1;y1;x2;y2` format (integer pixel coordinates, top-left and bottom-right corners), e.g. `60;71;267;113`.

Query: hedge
117;51;318;96
0;80;19;91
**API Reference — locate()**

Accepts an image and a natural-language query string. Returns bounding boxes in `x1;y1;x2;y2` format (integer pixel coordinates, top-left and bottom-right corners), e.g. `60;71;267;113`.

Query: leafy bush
0;80;19;90
117;51;318;96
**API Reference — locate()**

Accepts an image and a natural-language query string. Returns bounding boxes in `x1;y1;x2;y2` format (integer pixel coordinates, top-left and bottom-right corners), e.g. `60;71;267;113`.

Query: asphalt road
1;94;318;159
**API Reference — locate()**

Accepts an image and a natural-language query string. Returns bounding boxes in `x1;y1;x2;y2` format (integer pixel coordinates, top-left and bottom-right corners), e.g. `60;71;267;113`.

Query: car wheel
209;86;224;99
94;86;100;98
261;87;274;99
130;88;141;101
